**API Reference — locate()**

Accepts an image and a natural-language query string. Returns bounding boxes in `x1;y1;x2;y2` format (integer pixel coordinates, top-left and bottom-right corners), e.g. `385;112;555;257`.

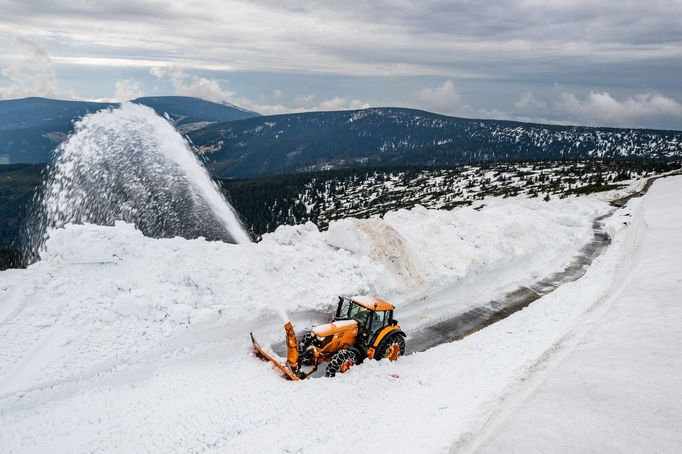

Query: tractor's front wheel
298;331;315;365
325;349;358;377
376;333;405;361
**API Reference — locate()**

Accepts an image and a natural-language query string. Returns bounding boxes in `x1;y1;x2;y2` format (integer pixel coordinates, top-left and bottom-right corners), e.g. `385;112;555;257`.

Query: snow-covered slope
2;182;676;452
473;176;682;454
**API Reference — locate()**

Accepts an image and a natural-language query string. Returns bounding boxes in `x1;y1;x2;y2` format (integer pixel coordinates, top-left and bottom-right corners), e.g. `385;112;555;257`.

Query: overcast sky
1;0;681;129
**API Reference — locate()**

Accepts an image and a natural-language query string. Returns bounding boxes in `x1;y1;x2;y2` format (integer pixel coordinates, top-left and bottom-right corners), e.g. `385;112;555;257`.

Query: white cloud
0;37;69;100
4;0;682;80
554;91;682;127
293;94;316;107
114;79;144;101
150;66;236;103
412;80;472;116
514;91;546;111
316;96;370;111
151;66;370;115
272;89;284;102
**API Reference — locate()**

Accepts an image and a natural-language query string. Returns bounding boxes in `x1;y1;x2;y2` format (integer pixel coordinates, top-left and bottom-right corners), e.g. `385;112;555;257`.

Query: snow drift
0;194;622;453
1;197;606;395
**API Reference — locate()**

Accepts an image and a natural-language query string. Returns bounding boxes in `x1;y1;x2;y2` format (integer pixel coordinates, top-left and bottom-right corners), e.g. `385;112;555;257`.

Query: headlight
316;335;325;342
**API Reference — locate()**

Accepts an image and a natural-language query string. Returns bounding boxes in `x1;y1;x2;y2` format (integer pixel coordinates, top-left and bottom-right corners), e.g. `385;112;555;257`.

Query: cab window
369;310;388;337
372;310;387;327
348;303;371;328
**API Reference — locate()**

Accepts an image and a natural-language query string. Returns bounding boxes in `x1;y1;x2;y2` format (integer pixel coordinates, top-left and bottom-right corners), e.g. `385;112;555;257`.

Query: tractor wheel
325;349;358;377
376;333;405;361
298;331;315;365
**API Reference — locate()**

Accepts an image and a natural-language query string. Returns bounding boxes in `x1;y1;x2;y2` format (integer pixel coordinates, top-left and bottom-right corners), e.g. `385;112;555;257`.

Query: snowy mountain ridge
189;108;682;177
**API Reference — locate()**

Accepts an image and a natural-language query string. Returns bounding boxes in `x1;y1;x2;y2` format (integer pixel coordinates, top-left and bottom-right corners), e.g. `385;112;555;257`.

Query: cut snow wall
326;218;426;288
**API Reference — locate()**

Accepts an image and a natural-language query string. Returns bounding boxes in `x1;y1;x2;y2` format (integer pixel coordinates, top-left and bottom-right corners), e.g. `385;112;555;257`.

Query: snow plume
29;102;250;257
0;37;68;100
555;91;682;128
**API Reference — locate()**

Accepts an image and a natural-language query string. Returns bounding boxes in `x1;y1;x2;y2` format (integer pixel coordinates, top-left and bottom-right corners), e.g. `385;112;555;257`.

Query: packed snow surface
2;182;678;453
474;176;682;453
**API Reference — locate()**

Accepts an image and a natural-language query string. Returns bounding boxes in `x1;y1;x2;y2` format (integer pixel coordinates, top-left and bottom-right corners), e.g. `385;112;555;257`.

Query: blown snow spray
27;101;291;331
27;102;250;257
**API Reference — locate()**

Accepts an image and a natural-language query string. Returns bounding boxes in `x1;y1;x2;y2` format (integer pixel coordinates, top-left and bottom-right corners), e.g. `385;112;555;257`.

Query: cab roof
350;295;394;311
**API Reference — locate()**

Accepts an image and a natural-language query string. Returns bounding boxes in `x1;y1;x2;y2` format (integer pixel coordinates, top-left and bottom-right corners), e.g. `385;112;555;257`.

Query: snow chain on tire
376;333;406;360
325;349;358;377
298;331;315;365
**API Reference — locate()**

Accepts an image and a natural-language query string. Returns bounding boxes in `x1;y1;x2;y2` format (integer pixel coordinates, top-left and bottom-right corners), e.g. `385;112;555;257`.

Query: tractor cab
335;296;397;349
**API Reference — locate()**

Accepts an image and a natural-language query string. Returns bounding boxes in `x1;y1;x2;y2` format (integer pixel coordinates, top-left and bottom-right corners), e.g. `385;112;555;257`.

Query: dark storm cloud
3;0;680;73
1;0;681;127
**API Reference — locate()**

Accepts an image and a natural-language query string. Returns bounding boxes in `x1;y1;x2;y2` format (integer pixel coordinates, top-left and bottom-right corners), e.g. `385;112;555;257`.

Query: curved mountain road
273;178;662;360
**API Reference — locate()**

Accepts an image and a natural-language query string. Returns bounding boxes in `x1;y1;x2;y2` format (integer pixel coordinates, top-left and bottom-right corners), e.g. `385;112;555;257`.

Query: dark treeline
220;160;681;239
1;160;680;269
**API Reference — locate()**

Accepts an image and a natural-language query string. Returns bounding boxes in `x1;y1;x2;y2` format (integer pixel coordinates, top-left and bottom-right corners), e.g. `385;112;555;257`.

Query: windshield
348;303;371;328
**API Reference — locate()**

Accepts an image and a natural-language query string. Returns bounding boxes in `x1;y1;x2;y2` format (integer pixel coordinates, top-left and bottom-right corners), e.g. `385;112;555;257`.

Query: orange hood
312;319;358;337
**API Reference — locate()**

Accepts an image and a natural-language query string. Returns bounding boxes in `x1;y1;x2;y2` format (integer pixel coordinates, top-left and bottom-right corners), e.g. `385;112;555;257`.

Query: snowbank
474;176;682;453
0;194;613;452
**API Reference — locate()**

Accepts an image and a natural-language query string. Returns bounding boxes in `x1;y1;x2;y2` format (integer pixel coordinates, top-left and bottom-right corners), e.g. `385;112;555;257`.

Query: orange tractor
251;295;406;379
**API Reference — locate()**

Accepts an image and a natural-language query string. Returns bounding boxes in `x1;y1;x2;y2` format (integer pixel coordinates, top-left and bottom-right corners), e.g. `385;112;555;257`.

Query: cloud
554;91;682;128
150;66;236;104
151;66;370;114
316;97;370;111
5;0;681;82
114;79;144;101
272;89;284;102
412;80;472;116
514;92;546;111
293;94;316;107
1;2;681;129
0;37;69;99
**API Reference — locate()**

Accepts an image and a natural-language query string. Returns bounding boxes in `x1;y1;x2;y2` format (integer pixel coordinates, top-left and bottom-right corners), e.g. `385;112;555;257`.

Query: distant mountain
133;96;259;126
3;99;681;174
188;108;682;178
0;98;114;163
0;96;260;164
0;97;112;132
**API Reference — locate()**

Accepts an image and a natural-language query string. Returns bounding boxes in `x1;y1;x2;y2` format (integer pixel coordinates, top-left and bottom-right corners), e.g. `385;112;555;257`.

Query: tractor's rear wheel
376;333;405;361
325;349;358;377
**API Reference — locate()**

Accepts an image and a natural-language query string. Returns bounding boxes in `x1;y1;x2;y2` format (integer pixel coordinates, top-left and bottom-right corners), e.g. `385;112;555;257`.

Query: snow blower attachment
250;296;406;380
